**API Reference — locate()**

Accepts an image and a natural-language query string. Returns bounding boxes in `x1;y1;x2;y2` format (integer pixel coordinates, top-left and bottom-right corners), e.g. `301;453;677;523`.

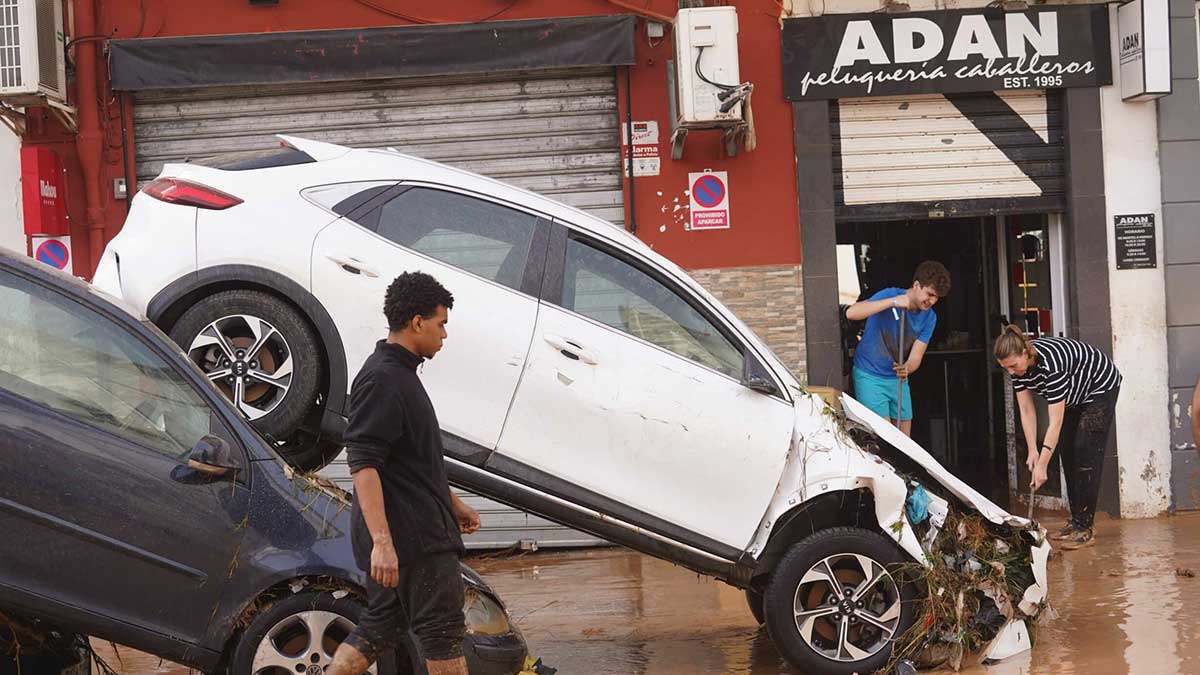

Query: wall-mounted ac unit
674;7;742;125
0;0;66;105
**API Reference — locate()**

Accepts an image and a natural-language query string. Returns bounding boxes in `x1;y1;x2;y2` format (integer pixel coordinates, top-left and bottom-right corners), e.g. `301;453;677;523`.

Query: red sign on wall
21;147;68;237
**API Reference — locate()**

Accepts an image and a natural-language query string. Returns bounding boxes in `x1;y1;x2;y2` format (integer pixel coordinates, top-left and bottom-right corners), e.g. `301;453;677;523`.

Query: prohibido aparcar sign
781;5;1112;100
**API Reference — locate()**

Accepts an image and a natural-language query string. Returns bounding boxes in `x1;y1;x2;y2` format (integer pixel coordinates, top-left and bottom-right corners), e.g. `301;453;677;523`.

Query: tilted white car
94;135;1048;673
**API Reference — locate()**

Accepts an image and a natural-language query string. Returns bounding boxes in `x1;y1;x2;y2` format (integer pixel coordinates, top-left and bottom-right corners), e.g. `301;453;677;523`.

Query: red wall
32;0;801;274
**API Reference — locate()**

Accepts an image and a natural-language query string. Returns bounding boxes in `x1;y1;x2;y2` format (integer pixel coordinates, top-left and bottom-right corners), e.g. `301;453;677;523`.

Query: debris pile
887;505;1049;671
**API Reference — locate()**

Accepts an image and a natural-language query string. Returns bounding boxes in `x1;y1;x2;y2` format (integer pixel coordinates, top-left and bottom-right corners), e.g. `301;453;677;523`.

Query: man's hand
1031;459;1049;491
370;536;399;588
893;363;909;380
452;498;481;534
892;293;912;310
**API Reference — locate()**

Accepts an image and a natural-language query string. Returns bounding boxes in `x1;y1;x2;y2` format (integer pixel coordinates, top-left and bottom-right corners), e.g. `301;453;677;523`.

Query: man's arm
846;293;909;321
1032;400;1066;490
352;467;398;587
895;340;929;379
449;490;481;534
343;376;403;588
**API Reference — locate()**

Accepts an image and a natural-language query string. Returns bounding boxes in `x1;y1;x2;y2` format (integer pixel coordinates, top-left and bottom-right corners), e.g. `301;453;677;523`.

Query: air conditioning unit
0;0;66;105
674;7;742;125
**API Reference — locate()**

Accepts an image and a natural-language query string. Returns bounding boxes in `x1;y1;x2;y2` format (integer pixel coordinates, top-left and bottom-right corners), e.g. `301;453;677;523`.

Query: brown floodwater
89;512;1200;674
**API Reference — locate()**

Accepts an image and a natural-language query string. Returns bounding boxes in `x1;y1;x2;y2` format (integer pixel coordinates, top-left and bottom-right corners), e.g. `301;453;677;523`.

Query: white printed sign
688;171;730;230
622;121;661;177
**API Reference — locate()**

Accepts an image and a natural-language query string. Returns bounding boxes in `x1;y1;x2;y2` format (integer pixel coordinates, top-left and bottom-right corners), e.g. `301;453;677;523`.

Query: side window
0;271;221;460
561;237;744;378
372;187;537;292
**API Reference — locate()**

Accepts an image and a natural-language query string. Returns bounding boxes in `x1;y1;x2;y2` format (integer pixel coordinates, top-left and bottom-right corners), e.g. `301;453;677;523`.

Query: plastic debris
906;484;932;525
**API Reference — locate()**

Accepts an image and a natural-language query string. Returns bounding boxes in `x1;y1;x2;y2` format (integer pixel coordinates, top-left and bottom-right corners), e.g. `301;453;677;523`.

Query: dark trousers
344;552;466;666
1058;388;1119;529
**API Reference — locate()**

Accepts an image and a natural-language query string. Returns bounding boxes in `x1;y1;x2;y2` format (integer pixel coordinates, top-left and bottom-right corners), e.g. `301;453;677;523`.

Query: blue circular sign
692;175;726;208
35;240;69;270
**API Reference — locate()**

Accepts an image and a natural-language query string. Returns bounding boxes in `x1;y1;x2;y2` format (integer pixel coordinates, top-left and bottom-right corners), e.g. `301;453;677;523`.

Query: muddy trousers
1058;387;1119;530
344;552;466;668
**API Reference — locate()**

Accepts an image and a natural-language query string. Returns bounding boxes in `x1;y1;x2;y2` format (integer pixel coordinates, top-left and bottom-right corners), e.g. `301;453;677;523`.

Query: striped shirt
1011;337;1122;407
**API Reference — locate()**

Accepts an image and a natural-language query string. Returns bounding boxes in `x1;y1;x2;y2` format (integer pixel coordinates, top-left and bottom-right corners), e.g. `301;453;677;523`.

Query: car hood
839;394;1031;529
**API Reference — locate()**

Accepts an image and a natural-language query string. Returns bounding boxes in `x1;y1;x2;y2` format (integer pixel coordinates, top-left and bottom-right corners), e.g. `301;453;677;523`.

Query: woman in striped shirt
994;325;1122;550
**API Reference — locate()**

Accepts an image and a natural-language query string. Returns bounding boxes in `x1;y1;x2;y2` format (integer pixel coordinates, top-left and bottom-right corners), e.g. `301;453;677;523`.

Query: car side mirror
187;435;237;477
741;351;782;397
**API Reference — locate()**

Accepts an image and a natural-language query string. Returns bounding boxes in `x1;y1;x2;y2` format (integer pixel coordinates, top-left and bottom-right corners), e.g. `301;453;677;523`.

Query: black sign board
1114;214;1157;270
782;6;1112;100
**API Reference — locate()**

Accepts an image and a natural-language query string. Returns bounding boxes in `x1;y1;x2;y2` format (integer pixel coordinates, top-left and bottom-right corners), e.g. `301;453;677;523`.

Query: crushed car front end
747;391;1050;671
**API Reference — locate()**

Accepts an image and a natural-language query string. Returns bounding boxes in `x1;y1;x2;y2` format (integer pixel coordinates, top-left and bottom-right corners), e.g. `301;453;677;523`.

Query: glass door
996;214;1069;511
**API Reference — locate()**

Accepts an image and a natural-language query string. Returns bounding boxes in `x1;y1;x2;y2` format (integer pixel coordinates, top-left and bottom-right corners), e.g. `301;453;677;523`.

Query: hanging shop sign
781;6;1112;100
1114;214;1156;270
1118;0;1172;101
20;147;68;237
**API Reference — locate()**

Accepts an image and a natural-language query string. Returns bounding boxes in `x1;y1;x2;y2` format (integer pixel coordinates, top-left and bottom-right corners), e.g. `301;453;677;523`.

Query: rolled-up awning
110;14;635;91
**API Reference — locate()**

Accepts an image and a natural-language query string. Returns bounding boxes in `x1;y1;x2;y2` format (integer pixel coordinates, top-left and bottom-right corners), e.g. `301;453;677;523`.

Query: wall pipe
625;65;637;235
72;0;107;277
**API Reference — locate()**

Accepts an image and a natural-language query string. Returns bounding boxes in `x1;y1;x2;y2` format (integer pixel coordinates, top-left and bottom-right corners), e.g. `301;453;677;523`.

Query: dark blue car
0;248;526;675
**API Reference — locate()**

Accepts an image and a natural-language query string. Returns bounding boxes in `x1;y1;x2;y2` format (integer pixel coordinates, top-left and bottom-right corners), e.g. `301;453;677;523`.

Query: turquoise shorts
853;367;912;421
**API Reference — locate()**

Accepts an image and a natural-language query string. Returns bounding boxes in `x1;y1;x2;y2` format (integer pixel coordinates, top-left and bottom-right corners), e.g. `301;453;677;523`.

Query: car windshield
0;270;217;458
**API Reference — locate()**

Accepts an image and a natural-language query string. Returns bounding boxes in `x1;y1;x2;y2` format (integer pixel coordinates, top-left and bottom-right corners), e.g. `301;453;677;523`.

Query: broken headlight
463;587;511;636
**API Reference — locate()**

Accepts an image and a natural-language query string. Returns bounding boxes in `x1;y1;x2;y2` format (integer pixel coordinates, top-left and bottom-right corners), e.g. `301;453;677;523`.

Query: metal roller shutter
131;67;620;549
131;67;624;223
832;90;1064;219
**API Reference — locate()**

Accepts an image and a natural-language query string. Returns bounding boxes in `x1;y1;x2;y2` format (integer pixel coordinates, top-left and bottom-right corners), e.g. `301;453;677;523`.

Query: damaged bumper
753;392;1051;667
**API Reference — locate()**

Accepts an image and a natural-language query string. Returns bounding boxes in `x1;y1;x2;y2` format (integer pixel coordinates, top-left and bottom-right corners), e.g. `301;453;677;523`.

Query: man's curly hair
384;271;454;332
913;260;951;297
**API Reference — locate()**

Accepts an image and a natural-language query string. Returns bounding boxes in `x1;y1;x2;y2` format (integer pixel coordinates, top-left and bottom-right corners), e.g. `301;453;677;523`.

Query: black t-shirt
344;340;464;569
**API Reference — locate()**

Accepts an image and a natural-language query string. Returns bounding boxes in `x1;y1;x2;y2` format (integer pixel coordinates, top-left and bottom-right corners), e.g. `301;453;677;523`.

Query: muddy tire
170;290;328;469
763;527;916;675
745;588;766;625
230;591;402;675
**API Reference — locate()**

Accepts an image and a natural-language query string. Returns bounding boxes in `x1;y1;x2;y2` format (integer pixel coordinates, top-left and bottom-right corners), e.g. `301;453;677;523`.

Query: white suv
94;135;1047;673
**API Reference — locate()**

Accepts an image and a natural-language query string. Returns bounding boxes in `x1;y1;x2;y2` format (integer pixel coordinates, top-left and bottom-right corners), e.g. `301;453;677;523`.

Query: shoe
1048;524;1080;541
1060;528;1095;550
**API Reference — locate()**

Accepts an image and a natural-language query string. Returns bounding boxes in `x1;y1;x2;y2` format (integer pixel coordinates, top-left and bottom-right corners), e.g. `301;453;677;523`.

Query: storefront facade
784;0;1189;517
8;0;1197;540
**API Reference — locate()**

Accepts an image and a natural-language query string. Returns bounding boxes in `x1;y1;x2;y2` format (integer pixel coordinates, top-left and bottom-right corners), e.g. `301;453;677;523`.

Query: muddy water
469;513;1200;675
91;513;1200;674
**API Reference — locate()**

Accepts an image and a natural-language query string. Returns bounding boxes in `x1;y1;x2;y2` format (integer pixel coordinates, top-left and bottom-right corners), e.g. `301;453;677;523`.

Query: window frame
0;265;252;473
338;181;552;300
542;224;784;391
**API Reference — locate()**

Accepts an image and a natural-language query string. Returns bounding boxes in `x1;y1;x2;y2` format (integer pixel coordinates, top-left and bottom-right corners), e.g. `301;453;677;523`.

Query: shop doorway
837;215;1071;508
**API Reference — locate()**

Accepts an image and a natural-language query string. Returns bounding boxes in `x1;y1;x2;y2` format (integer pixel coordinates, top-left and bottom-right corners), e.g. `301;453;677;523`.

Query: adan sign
782;6;1112;100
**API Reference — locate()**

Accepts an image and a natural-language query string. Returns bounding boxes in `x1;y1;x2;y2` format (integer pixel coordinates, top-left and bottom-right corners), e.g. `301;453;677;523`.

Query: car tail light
142;178;244;210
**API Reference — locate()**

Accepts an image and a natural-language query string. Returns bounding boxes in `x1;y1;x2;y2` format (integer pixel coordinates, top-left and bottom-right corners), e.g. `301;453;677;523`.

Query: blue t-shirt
852;288;937;379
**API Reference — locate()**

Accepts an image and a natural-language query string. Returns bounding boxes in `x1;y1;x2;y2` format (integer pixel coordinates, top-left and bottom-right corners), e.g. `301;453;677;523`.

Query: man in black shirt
329;272;479;675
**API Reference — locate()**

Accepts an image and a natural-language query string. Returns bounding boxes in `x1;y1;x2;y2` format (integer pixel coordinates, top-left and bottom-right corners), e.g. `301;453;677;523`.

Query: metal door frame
996;214;1069;511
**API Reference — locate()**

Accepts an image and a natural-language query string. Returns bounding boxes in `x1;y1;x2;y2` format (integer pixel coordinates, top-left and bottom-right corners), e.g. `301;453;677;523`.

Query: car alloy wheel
188;314;293;421
250;609;374;675
792;552;903;663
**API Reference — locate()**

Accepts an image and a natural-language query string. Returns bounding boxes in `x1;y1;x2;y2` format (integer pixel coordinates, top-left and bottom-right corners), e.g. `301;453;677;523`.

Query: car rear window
190;147;316;171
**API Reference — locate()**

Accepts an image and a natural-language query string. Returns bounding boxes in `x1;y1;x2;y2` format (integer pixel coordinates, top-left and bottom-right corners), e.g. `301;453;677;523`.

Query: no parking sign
688;171;730;230
32;235;73;274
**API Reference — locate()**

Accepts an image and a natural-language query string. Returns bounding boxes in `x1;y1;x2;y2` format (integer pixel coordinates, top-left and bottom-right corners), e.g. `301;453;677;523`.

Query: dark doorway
836;218;1008;502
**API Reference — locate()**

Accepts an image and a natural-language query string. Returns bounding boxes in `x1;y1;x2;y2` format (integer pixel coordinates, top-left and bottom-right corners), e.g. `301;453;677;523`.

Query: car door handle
326;254;379;278
543;334;598;365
